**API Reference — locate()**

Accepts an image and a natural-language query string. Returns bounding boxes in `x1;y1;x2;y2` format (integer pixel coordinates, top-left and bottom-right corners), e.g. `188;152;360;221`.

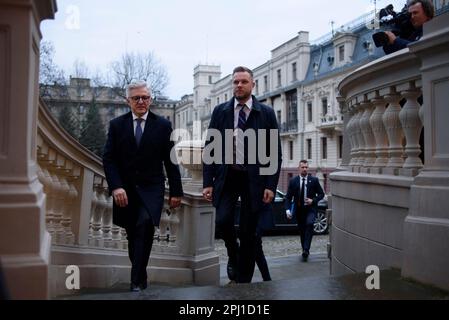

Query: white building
176;12;386;193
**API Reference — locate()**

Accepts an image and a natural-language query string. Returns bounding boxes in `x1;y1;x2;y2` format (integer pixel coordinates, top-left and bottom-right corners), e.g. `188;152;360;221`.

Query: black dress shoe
130;283;141;292
302;251;309;262
139;282;148;290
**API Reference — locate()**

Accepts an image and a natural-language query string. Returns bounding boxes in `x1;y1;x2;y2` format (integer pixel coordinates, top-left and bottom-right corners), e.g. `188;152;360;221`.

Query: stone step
58;254;448;300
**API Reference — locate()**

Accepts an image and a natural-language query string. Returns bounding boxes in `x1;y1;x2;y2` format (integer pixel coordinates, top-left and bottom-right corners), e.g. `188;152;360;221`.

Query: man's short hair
408;0;435;19
125;80;151;98
299;160;308;165
233;66;253;78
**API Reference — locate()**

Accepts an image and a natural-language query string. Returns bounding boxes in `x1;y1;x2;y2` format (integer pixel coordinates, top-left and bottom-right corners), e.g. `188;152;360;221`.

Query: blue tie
135;118;143;146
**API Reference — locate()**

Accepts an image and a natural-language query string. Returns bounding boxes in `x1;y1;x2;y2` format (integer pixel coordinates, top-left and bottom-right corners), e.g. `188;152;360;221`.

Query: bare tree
72;59;90;79
39;41;66;97
108;52;169;98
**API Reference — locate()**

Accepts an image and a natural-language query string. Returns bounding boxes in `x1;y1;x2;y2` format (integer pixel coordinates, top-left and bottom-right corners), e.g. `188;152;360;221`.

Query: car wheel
313;210;328;235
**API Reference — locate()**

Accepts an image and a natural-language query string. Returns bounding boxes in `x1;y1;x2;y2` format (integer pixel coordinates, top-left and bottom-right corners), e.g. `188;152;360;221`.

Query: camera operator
383;0;435;54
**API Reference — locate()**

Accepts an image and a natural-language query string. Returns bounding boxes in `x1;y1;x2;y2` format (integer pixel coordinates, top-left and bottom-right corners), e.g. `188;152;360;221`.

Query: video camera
372;4;415;47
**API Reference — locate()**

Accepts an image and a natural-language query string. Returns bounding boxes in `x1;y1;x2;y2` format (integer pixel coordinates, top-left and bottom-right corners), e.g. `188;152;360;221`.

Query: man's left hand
169;197;182;209
262;189;274;204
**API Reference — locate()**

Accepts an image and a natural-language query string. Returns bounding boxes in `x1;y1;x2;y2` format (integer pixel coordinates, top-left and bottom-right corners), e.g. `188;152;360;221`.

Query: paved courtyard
215;234;329;262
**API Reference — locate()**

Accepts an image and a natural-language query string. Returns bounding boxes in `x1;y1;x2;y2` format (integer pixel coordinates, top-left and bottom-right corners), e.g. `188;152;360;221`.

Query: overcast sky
41;0;406;100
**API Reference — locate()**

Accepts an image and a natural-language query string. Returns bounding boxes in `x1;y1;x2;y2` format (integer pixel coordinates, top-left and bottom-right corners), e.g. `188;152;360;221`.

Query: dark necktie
235;104;247;166
135;118;143;146
238;104;247;130
300;177;306;207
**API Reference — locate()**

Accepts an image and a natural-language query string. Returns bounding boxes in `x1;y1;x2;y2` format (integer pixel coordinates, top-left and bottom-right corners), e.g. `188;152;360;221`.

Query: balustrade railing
339;49;423;177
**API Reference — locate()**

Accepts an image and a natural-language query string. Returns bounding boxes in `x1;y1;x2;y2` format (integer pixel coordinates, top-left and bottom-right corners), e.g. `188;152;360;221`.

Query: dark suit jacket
103;110;183;228
284;175;324;217
203;96;282;213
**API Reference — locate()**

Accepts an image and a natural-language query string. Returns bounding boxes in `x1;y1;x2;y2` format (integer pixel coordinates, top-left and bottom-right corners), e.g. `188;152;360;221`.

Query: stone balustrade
331;11;449;291
339;50;423;177
318;114;344;131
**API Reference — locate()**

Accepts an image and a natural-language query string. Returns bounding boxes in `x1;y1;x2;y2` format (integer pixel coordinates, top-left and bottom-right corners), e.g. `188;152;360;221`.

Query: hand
112;188;128;207
305;198;313;206
169;197;182;209
262;189;274;204
286;210;292;220
202;187;213;202
385;31;396;44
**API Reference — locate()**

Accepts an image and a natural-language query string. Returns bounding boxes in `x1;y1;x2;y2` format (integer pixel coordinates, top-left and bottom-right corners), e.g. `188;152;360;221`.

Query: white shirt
300;175;308;204
132;111;148;135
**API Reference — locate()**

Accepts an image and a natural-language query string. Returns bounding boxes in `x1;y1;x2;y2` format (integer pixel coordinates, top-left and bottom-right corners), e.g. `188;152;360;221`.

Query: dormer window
339;45;345;62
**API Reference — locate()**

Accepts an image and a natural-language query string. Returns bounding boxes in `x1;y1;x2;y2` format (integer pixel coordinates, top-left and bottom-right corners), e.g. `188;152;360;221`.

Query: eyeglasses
130;95;151;102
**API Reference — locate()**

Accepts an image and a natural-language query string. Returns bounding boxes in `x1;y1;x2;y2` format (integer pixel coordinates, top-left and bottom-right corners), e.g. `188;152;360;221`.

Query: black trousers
297;208;316;253
125;203;155;286
216;168;259;283
255;230;271;281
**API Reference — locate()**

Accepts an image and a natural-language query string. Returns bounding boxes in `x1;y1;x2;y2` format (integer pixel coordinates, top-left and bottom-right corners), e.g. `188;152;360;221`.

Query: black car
234;190;329;235
271;190;329;235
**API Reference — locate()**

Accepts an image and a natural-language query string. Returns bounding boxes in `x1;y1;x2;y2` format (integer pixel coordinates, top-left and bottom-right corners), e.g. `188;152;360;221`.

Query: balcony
279;120;298;136
317;114;343;132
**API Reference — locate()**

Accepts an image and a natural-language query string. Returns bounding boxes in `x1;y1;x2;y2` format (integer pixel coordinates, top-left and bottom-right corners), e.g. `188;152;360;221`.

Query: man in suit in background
103;80;183;292
202;66;282;283
285;160;324;262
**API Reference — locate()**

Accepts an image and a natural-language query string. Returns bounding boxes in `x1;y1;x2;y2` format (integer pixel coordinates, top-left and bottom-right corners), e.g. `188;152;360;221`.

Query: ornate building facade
176;12;385;192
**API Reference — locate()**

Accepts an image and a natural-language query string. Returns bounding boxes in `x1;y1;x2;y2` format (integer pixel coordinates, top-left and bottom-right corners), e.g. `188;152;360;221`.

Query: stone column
382;87;404;175
369;91;389;174
403;12;449;291
336;96;351;170
359;96;376;171
399;81;423;175
0;0;57;299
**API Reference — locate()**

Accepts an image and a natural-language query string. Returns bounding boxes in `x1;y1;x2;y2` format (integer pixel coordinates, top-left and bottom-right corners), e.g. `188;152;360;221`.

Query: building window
264;75;268;92
217;97;220;105
289;141;294;161
339;45;345;62
338;135;343;159
307;102;313;122
225;93;228;101
292;62;297;81
322;98;328;116
79;105;85;114
322;137;327;159
286;90;298;130
307;139;312;159
208;75;212;84
277;110;281;125
255;80;259;95
277;69;282;87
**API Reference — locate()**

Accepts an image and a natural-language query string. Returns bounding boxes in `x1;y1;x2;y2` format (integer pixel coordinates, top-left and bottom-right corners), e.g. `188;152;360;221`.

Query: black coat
103;111;183;228
203;96;282;213
284;175;324;216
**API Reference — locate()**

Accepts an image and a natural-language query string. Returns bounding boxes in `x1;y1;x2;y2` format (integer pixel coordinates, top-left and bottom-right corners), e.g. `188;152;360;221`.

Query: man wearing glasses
103;80;183;292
